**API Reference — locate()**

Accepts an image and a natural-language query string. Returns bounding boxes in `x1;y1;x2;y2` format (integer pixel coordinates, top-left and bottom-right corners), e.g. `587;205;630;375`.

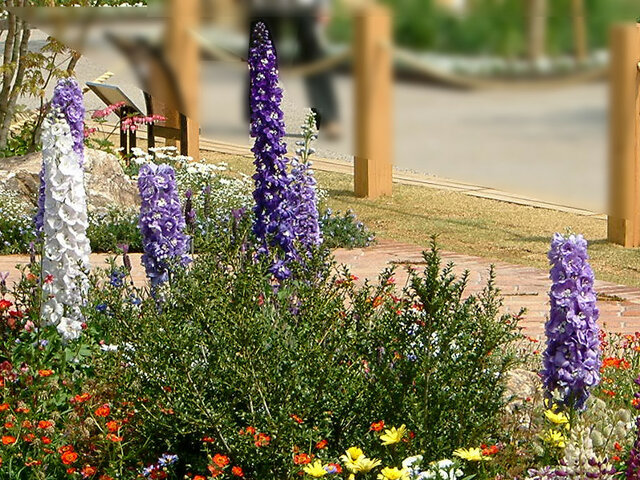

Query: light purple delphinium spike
541;233;601;410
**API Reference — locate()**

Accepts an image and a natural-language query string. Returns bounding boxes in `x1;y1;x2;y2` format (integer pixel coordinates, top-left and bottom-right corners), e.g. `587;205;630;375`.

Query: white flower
40;109;91;342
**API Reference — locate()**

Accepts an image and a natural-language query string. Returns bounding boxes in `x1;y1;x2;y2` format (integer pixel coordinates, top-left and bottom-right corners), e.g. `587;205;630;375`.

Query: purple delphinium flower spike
289;111;323;251
627;376;640;479
137;163;191;287
541;233;601;410
35;78;86;235
248;22;296;280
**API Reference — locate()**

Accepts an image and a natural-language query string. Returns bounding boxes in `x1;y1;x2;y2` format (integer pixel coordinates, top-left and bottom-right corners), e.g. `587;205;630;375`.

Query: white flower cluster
403;456;464;480
40;109;91;342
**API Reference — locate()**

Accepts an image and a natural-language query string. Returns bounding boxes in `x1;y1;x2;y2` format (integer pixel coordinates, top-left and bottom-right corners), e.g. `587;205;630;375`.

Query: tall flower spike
40;108;91;342
289;110;323;251
35;78;86;235
248;21;296;280
138;163;191;287
542;233;601;410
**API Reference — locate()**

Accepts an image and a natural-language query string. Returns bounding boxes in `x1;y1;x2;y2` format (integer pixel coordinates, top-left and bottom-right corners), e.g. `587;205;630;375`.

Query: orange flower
38;420;53;429
106;421;119;433
99;475;114;480
213;454;230;468
293;453;312;465
370;420;385;432
22;420;33;429
290;414;304;424
106;433;123;442
59;445;75;454
231;466;244;477
15;406;29;414
41;437;51;444
633;398;640;408
61;450;78;465
2;436;16;445
81;465;97;477
614;442;623;451
207;465;223;477
482;445;500;456
4;422;13;429
72;393;91;403
0;404;9;412
193;476;206;480
67;468;77;474
602;389;616;397
25;458;42;467
254;433;270;447
38;370;53;377
315;439;328;450
95;405;110;417
22;434;35;443
245;426;256;435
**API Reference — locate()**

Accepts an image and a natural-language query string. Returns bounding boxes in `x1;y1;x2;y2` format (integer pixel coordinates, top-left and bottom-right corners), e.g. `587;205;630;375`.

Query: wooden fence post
608;24;640;247
353;4;393;199
165;0;200;161
571;0;588;62
527;0;547;62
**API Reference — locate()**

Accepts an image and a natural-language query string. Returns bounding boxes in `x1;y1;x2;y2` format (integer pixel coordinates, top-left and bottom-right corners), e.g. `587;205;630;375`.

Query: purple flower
289;112;323;251
627;375;640;479
542;233;601;410
248;22;297;279
137;163;191;287
34;78;85;235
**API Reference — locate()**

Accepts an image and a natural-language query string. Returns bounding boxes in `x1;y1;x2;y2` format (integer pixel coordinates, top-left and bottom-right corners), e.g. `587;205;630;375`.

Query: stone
0;148;139;211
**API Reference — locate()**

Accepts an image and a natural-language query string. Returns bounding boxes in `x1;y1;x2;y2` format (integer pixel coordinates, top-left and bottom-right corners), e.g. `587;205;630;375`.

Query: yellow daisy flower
542;429;567;449
544;410;569;425
377;467;410;480
303;460;328;478
340;447;365;473
452;447;491;462
355;456;382;473
380;424;407;446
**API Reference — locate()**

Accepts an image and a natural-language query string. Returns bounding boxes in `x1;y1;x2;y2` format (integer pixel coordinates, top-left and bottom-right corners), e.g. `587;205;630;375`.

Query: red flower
614;442;623;451
202;436;215;443
213;454;230;468
254;433;270;447
0;300;12;310
107;433;123;442
2;435;16;445
293;453;312;465
231;466;244;477
72;393;91;403
61;450;78;465
315;439;328;450
370;420;385;432
38;420;53;429
207;465;223;477
95;405;110;417
482;445;500;456
245;426;256;435
290;414;304;424
41;437;51;444
327;463;342;474
81;465;97;478
22;434;35;443
106;421;119;433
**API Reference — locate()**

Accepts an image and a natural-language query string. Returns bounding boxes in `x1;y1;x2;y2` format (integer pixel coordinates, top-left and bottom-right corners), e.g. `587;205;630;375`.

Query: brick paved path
1;239;639;336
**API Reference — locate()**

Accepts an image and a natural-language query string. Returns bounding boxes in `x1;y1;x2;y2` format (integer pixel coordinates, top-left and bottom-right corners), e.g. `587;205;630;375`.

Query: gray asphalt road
20;29;609;213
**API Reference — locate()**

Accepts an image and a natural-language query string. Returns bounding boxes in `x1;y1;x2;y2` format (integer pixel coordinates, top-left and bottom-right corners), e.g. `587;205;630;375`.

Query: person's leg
295;14;339;131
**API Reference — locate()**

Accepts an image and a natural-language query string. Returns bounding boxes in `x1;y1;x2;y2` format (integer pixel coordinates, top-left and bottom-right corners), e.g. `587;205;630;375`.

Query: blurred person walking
246;0;341;139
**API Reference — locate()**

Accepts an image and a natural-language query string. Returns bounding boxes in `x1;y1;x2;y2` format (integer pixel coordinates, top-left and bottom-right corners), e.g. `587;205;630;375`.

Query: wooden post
571;0;588;63
527;0;547;62
165;0;200;161
353;4;393;199
608;24;640;247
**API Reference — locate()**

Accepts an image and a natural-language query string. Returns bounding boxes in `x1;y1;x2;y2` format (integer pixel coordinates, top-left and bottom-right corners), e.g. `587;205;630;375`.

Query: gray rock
0;148;139;211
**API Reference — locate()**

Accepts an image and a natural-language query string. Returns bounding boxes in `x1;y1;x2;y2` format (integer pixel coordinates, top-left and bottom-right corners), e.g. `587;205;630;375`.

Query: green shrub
93;234;522;478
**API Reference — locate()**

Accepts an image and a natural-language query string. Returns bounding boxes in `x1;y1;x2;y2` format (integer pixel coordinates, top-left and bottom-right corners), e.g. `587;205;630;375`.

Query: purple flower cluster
248;22;296;280
51;78;85;163
289;112;322;251
35;77;86;235
542;233;601;410
137;163;191;287
627;375;640;479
